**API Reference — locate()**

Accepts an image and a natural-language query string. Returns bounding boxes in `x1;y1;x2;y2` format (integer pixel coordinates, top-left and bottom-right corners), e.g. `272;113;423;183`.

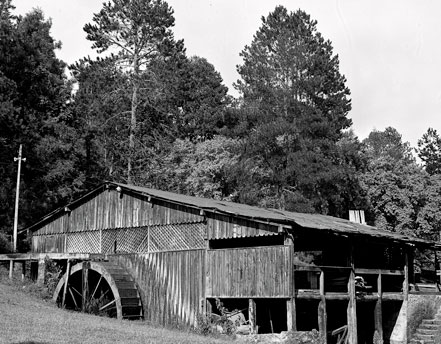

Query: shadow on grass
13;342;49;344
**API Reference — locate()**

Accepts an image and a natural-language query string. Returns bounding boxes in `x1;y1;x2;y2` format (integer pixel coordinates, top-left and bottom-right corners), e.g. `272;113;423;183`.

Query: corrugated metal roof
113;182;434;247
27;181;437;247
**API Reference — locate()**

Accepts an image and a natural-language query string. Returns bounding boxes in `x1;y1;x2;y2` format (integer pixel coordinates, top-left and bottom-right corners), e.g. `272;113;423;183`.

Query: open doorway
255;299;287;334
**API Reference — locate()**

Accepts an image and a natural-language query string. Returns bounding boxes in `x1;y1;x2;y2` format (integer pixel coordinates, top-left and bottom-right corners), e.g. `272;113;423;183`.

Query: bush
44;257;62;296
195;299;238;337
0;232;11;253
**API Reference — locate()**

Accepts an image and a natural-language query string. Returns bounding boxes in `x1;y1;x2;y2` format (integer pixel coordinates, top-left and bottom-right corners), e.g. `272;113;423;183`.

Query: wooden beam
354;268;404;276
374;272;383;343
295;291;404;301
249;299;257;334
0;252;100;261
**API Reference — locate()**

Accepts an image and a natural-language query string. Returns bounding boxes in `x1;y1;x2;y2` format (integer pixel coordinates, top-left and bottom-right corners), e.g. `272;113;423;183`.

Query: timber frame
2;181;441;344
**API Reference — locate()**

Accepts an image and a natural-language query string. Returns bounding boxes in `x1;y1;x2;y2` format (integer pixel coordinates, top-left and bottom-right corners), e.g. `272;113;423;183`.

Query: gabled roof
27;181;437;248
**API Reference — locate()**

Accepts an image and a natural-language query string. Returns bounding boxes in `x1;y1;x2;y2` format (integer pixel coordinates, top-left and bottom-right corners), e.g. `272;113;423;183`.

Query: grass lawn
0;280;229;344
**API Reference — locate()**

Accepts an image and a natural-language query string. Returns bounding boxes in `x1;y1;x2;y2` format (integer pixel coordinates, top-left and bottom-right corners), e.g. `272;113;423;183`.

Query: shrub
0;232;11;253
44;257;63;297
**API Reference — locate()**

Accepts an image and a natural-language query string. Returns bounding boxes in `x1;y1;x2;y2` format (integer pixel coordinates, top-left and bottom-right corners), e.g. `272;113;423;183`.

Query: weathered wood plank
249;299;257;334
206;246;290;298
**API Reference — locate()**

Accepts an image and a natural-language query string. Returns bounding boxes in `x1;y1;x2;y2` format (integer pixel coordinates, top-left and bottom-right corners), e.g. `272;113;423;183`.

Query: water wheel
53;261;143;320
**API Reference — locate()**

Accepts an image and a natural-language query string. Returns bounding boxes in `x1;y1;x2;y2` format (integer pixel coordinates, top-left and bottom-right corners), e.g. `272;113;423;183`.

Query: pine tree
417;128;441;175
84;0;184;183
234;6;356;216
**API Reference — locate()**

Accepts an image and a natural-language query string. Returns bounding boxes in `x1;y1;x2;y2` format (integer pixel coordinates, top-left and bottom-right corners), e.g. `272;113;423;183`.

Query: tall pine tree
235;6;357;216
84;0;185;183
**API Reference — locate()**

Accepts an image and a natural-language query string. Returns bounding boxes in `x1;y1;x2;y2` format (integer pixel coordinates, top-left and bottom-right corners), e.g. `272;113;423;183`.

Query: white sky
12;0;441;147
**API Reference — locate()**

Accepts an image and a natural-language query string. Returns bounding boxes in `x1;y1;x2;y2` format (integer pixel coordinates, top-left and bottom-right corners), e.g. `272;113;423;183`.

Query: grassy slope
0;281;228;344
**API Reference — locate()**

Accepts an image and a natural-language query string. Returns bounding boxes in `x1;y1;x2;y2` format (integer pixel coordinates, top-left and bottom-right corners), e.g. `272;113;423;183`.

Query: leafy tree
363;127;415;166
417;128;441;175
84;0;185;183
136;136;239;200
0;3;71;243
233;6;358;217
360;127;441;240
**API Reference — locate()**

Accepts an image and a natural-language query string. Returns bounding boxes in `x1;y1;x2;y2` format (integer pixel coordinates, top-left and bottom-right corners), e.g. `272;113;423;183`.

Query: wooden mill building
13;182;441;343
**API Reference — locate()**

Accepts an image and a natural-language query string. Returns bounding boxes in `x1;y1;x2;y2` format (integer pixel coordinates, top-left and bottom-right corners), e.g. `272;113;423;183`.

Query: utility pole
9;144;25;279
13;144;25;252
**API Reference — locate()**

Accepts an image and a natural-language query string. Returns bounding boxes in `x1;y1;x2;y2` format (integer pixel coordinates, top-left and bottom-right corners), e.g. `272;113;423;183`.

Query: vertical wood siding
33;190;204;236
206;213;278;239
206;246;291;298
111;250;205;328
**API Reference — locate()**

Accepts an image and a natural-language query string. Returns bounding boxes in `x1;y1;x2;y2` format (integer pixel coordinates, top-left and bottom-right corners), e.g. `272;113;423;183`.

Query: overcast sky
12;0;441;147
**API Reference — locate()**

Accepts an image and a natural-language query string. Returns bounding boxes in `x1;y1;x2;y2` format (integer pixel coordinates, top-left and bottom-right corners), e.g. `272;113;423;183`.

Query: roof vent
349;210;365;225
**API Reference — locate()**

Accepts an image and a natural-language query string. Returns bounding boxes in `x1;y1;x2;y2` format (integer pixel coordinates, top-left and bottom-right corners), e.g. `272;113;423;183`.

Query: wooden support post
403;250;409;301
36;259;45;286
249;299;257;334
347;245;357;344
21;261;26;281
9;260;13;280
82;261;90;312
433;248;440;290
62;260;71;308
287;298;296;332
285;233;297;331
374;272;383;342
318;270;327;344
408;246;415;286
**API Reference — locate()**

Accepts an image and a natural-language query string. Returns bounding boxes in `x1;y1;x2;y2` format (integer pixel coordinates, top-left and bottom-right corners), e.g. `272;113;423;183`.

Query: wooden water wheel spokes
53;261;142;320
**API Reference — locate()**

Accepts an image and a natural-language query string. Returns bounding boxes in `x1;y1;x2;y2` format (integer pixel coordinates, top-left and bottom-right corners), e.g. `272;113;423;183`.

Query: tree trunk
128;54;139;184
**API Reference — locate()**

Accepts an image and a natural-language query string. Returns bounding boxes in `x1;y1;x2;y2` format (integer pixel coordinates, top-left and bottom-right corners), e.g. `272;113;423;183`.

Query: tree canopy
3;1;441;252
233;6;358;217
84;0;185;183
0;1;70;239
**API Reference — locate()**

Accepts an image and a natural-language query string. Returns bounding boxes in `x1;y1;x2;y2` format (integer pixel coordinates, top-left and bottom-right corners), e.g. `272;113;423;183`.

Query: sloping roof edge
25;181;437;248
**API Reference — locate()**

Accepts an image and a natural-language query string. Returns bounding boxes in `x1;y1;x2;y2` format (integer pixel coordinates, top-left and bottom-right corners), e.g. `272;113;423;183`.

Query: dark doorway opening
382;301;402;344
357;301;375;344
255;299;287;334
327;300;348;344
296;299;319;331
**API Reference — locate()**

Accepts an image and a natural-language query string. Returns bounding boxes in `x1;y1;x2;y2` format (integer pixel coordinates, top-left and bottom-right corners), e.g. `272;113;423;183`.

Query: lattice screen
101;227;149;254
67;231;100;253
149;223;205;252
47;222;206;254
